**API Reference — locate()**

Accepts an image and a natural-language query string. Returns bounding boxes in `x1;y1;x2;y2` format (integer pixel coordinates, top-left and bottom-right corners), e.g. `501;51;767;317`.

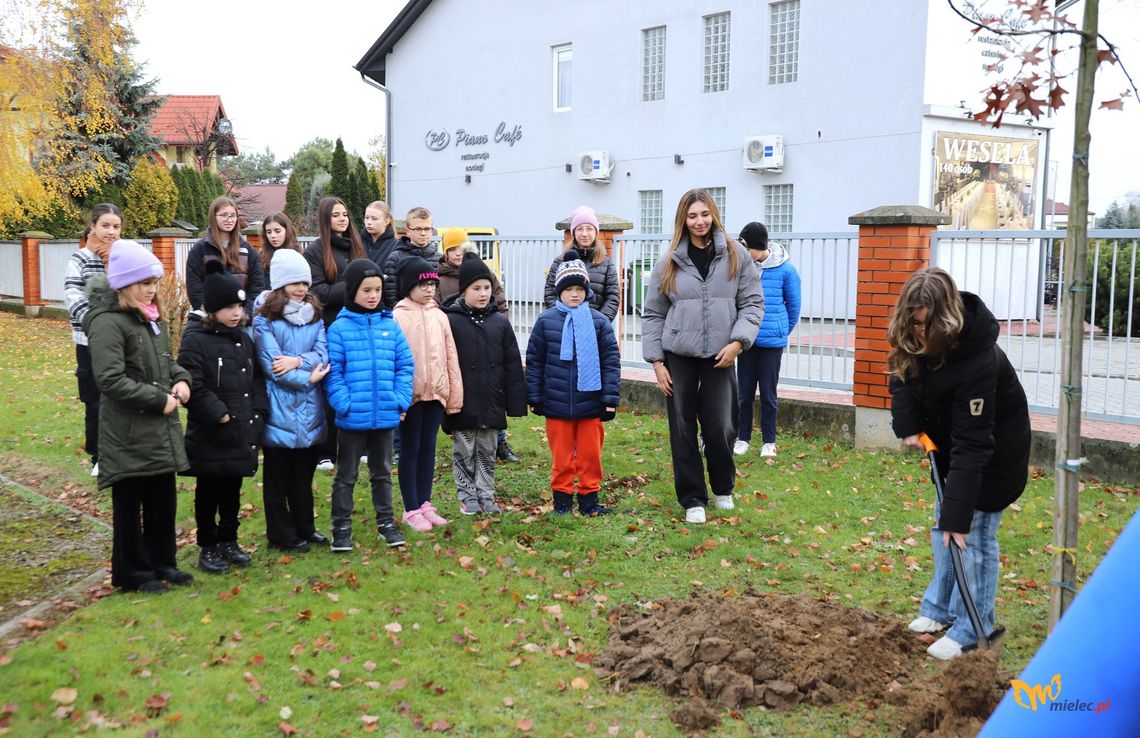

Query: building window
769;1;800;85
765;184;794;232
639;190;663;234
702;12;730;93
641;26;666;102
705;187;727;224
552;44;572;111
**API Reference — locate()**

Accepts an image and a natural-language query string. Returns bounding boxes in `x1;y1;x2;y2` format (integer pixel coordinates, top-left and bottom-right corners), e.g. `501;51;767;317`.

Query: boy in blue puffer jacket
733;222;801;458
526;251;621;516
324;259;415;551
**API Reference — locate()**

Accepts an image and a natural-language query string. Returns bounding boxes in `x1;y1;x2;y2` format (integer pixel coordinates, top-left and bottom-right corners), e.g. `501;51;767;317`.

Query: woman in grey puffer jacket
642;189;764;524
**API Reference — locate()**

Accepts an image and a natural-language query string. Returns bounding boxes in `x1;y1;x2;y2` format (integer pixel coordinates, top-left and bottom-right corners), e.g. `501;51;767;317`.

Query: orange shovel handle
917;432;939;454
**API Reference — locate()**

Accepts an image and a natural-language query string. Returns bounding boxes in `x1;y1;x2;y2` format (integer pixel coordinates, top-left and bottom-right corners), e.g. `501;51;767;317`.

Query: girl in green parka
82;240;194;594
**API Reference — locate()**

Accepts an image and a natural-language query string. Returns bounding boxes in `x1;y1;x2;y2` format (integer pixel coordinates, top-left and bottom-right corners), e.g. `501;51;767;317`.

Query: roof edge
354;0;434;85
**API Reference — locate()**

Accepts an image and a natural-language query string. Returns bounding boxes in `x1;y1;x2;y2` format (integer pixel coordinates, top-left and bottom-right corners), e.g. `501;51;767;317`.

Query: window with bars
552;44;572;111
702;13;730;93
705;187;727;224
641;26;666;101
764;184;794;232
639;190;663;234
769;1;800;85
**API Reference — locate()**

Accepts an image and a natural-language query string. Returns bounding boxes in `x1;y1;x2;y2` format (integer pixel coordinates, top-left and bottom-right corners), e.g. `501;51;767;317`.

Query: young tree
218;146;285;187
329;137;349;201
284;173;303;228
367;133;388;200
283;137;334;197
123;158;178;236
1096;200;1126;228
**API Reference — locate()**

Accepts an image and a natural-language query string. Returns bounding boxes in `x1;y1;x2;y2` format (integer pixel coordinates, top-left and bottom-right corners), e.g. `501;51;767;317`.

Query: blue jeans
398;401;444;511
920;504;1004;647
736;346;783;444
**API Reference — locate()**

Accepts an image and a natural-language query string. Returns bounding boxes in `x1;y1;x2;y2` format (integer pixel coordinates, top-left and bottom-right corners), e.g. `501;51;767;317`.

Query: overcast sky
125;0;1138;211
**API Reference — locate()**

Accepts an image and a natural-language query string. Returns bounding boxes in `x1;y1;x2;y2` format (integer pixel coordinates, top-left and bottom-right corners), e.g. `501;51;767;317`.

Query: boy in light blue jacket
324;259;415;552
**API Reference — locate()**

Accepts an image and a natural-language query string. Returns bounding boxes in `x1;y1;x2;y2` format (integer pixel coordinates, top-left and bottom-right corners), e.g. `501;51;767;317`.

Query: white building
355;0;1054;235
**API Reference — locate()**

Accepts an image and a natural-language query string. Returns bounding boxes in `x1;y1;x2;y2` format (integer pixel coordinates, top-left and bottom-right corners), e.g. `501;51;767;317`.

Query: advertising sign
933;132;1039;229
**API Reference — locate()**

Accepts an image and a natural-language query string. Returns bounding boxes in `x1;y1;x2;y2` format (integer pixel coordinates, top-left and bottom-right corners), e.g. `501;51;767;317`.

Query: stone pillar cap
147;228;193;238
555;213;633;231
18;231;54;239
848;205;949;226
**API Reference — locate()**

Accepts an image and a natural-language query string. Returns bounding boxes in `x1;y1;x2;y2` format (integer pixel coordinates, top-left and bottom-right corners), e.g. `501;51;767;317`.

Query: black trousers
663;352;738;510
316;404;338;462
194;475;242;548
111;474;178;589
262;447;318;546
76;344;100;461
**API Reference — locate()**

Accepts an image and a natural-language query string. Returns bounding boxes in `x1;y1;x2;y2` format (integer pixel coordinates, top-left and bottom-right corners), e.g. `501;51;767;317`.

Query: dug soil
596;591;1007;735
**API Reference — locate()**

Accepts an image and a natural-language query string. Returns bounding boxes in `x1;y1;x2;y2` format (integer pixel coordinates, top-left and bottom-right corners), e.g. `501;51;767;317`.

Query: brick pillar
147;228;191;276
19;231;52;307
242;225;262;254
847;206;948;448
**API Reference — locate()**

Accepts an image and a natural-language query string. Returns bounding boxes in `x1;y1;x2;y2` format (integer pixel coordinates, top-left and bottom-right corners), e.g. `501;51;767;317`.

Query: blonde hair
366;201;393;222
563;231;607;265
405;206;432;223
659;189;739;295
887;267;965;381
117;279;164;315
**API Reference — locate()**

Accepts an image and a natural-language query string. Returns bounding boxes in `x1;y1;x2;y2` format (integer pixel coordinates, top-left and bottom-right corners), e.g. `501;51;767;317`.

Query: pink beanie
107;239;164;289
570;205;600;232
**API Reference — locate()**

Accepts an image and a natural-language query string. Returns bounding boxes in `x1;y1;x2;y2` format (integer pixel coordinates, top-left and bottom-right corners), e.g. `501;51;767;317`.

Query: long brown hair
659;188;739;295
257;286;323;323
84;203;123;240
563;231;607;265
317;196;364;283
207;196;245;271
887;267;965;381
260;211;302;276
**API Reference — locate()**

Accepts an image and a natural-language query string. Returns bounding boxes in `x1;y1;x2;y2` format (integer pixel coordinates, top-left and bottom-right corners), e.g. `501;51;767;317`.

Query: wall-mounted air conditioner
578;150;614;182
743;136;784;172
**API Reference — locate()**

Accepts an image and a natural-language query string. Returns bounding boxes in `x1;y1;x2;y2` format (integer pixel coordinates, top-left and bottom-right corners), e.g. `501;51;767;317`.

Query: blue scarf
556;301;601;391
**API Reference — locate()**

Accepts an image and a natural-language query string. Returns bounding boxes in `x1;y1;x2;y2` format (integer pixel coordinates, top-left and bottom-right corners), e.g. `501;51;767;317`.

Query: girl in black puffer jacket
888;267;1030;661
179;262;268;575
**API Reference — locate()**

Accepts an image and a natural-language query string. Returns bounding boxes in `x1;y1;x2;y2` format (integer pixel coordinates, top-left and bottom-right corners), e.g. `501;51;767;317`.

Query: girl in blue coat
254;249;330;553
323;259;415;552
526;251;621;516
734;222;801;458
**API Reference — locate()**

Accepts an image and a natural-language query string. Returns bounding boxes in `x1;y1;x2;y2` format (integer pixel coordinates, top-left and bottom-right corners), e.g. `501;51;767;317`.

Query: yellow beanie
440;228;468;252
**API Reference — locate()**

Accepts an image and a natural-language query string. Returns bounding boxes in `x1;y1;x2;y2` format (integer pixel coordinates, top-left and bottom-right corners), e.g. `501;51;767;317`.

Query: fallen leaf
51;688;77;705
516;717;534;731
570;677;589;690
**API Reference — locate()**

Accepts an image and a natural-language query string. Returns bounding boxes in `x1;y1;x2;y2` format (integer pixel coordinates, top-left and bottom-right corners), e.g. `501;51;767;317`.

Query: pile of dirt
888;649;1007;738
595;591;1005;734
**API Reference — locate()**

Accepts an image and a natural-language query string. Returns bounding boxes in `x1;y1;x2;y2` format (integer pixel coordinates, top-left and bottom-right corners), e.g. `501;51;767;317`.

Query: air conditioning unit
743;135;784;172
578;150;613;182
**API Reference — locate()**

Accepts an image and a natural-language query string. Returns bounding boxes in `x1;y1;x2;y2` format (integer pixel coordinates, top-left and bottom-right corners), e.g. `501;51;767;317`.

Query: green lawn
0;310;1136;737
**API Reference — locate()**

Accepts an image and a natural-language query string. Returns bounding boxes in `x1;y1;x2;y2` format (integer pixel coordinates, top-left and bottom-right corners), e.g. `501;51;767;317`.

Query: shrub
1088;239;1140;337
123;159;178;237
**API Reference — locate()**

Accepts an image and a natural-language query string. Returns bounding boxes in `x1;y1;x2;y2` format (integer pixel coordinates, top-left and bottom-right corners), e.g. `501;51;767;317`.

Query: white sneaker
316;459;335;472
685;507;707;524
760;443;777;457
90;462;99;477
360;455;368;464
907;616;947;634
713;494;735;510
732;440;750;456
927;635;964;660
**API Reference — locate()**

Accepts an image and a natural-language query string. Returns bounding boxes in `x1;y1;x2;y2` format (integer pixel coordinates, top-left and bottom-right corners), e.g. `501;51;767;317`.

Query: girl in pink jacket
393;257;463;532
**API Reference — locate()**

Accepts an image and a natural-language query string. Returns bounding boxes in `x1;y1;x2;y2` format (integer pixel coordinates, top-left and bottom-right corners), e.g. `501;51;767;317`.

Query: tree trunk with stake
1051;0;1099;631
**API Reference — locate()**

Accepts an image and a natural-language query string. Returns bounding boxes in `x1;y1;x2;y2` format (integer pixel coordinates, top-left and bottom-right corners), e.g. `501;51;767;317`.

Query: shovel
918;433;1006;652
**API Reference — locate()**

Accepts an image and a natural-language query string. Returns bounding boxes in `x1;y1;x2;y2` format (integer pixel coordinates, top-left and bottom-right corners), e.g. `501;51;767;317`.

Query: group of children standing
68;198;623;593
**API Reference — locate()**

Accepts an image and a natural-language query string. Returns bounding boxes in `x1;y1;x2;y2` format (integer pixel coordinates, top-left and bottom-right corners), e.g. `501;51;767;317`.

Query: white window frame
764;184;794;232
705;187;727;224
552;44;572;112
639;190;664;234
768;0;800;85
641;26;666;102
702;12;731;93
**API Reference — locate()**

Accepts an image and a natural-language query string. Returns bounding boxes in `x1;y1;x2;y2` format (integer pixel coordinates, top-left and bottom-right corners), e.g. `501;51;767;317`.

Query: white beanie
270;248;312;291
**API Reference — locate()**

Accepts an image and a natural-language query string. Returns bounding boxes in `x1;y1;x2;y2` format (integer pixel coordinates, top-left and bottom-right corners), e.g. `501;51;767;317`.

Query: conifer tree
329;138;349;200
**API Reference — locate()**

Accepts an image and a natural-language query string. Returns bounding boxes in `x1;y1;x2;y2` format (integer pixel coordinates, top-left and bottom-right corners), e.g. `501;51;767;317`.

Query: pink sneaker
420;501;448;526
403;508;432;532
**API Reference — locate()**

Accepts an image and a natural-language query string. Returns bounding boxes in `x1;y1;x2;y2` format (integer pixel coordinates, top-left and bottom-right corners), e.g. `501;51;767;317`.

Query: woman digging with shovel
887;268;1031;660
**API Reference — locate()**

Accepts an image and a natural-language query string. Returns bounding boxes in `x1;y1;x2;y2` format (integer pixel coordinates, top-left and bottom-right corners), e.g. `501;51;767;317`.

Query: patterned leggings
452;428;498;506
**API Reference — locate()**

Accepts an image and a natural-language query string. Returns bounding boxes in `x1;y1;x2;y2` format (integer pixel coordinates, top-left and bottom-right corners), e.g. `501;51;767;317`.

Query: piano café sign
424;122;524;173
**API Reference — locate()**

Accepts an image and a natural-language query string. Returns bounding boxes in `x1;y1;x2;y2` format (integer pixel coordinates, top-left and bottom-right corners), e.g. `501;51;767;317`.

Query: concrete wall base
854;406;899;450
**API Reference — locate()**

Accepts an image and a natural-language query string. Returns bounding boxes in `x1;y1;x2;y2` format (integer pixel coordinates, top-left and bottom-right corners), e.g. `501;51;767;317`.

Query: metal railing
0;241;22;298
932;229;1140;423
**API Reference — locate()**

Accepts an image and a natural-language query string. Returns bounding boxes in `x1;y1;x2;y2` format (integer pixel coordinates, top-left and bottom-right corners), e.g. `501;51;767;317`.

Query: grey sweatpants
452;429;498;506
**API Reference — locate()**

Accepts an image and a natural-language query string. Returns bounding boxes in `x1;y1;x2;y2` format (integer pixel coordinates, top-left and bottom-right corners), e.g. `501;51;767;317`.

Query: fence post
19;231;52;309
848;206;948;448
242;225;262;254
147;228;191;276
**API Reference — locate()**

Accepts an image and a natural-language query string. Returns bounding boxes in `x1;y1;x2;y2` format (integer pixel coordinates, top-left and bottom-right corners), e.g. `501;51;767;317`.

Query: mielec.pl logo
1010;674;1110;714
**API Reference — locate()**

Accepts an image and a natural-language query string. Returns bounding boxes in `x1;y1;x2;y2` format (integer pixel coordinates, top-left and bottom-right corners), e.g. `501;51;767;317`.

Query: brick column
847;206;948;448
147;228;191;276
19;231;52;307
242;225;262;254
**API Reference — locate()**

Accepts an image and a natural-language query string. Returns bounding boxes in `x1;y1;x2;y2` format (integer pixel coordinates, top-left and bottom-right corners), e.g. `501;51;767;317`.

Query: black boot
218;540;251;567
552;491;574;515
577;492;612;517
496;438;520;463
198;545;229;574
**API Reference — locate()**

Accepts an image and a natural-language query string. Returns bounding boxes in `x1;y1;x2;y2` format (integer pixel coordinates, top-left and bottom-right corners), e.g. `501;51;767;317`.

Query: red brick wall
21;236;43;306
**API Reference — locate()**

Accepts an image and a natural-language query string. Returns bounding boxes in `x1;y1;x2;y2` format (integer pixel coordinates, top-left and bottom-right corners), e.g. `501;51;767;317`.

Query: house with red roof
149;95;238;173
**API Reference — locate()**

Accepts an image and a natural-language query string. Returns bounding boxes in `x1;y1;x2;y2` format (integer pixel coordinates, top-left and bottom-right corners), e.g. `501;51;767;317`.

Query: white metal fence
932;229;1140;423
0;241;22;298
